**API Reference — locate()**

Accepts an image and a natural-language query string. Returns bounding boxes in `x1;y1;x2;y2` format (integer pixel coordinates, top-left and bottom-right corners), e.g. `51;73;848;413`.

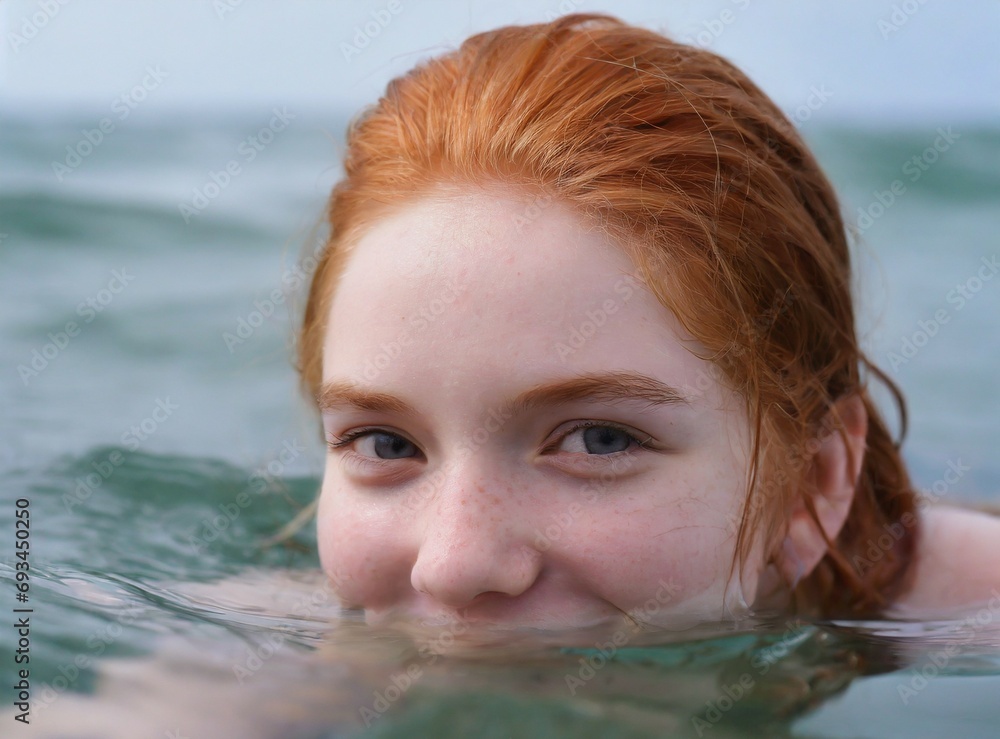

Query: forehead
334;184;628;303
321;183;721;405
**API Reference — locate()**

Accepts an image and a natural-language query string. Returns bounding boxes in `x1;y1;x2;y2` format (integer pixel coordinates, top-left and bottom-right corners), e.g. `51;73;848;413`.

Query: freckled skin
317;181;770;632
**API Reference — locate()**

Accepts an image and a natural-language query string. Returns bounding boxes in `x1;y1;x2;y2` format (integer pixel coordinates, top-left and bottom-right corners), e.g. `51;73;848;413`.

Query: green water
1;111;999;737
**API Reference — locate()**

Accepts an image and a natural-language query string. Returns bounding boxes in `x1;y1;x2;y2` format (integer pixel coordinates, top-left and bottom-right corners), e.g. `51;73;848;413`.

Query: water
1;109;999;737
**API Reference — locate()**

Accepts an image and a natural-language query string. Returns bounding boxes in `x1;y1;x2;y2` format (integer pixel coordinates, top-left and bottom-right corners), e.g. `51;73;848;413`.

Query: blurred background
2;0;998;500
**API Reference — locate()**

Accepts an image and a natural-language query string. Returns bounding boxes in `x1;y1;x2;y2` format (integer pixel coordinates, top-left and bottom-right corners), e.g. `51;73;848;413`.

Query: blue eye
327;429;419;460
555;421;650;456
367;432;417;460
580;425;631;454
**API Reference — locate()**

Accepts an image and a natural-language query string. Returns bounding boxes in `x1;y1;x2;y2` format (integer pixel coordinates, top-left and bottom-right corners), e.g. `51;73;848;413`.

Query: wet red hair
297;13;918;616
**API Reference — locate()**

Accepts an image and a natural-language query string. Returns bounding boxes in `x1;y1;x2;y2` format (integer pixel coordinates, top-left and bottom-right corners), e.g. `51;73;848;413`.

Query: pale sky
1;0;998;123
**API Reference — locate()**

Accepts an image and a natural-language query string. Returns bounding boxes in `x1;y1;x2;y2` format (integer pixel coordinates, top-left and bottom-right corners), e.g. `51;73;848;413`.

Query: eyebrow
317;371;691;417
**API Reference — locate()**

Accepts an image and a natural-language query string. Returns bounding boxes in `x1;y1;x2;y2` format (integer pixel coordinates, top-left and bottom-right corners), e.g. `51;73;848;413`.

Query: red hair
297;13;918;616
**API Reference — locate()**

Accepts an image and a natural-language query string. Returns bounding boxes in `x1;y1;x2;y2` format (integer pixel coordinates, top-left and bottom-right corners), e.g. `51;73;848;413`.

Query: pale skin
316;180;1000;636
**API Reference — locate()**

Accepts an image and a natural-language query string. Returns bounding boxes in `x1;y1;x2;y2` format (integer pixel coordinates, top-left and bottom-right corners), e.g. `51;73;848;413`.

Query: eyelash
325;421;653;468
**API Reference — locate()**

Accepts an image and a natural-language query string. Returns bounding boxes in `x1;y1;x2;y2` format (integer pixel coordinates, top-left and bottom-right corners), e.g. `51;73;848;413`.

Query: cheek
603;521;733;600
316;485;379;603
316;479;415;607
565;484;744;614
315;494;345;583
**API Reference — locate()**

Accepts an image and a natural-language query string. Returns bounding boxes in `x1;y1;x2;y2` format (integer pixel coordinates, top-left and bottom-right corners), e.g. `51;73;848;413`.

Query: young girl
296;12;1000;631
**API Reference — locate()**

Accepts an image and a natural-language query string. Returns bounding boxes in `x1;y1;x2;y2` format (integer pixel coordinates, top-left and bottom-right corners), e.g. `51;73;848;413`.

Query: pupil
583;426;629;454
374;433;411;459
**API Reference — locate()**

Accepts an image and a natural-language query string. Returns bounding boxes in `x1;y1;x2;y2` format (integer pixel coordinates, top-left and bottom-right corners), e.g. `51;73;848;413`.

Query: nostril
410;499;544;609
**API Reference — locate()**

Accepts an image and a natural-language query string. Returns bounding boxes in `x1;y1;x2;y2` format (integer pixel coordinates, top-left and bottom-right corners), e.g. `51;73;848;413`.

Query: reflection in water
8;563;998;739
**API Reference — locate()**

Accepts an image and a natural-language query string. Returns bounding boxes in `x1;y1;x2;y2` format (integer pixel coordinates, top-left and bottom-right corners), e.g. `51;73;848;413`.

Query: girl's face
317;183;769;633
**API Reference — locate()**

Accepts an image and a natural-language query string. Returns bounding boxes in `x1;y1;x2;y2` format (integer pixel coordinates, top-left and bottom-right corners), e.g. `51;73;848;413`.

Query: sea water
1;109;999;738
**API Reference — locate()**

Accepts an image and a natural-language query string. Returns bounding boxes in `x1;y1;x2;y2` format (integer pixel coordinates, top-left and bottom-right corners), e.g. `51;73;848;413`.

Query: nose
410;476;542;610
